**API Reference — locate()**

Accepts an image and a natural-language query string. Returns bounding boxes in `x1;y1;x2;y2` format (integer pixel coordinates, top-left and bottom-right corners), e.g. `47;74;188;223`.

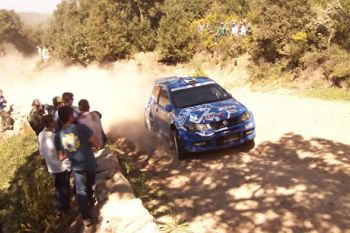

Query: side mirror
165;104;173;112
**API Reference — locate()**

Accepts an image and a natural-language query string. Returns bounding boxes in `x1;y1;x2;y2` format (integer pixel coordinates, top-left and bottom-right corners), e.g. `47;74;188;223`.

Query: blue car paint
145;76;256;153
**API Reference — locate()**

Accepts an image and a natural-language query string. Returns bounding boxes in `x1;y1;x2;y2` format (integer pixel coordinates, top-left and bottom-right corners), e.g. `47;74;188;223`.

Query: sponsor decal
175;103;239;128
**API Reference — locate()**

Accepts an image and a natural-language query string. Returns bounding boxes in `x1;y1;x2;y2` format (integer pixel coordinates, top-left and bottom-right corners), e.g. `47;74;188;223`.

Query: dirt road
129;89;350;233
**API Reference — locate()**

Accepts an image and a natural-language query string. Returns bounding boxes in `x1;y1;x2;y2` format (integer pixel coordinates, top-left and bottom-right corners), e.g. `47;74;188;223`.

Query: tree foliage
0;10;34;54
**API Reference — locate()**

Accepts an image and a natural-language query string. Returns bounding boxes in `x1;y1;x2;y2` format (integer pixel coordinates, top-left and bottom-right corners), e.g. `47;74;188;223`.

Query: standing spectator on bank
36;45;43;62
217;22;226;37
42;46;50;62
38;114;71;217
62;92;80;119
52;96;64;121
56;106;100;226
198;22;204;33
78;99;106;147
0;89;7;110
231;22;239;36
239;22;247;36
0;90;14;132
28;99;46;136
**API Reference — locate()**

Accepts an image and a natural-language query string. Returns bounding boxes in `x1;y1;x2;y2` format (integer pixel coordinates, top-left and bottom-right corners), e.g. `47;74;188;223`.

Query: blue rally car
144;76;256;159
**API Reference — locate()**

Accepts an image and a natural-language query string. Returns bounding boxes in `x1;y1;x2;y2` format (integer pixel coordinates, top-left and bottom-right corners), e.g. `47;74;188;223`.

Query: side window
158;87;170;108
152;85;161;100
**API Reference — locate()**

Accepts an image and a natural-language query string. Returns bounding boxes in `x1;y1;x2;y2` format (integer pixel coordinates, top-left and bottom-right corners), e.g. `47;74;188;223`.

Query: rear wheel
173;131;187;160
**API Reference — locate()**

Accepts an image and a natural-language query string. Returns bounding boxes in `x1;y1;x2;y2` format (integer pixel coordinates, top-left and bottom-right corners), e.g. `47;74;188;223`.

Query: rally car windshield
172;84;231;108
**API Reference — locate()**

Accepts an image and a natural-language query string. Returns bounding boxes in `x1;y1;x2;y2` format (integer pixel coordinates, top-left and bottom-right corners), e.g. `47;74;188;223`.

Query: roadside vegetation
1;0;350;100
0;125;58;233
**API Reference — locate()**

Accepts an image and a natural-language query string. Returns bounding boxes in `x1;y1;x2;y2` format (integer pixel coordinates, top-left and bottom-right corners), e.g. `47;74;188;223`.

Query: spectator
38;114;71;217
217;22;226;37
28;99;45;136
52;96;64;121
36;45;43;62
0;90;7;110
55;106;100;226
62;92;80;119
231;22;239;36
239;22;247;36
78;99;106;147
0;90;14;132
42;46;50;62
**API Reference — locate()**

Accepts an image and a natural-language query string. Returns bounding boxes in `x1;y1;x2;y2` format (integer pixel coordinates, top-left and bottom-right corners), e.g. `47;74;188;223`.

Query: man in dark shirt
55;106;100;226
0;89;7;110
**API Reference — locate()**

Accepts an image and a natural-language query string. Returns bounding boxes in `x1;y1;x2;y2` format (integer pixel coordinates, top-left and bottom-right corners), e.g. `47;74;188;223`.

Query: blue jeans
53;170;70;213
72;170;95;220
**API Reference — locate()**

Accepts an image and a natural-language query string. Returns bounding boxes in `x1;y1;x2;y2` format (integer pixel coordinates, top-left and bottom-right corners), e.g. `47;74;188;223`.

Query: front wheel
173;131;187;160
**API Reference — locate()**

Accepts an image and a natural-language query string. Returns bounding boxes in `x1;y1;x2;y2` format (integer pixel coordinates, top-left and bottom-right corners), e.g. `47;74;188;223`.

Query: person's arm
89;135;100;149
57;151;67;161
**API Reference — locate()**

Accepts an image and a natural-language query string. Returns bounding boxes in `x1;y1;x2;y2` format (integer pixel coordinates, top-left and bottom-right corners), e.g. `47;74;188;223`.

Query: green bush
158;0;196;63
0;126;57;233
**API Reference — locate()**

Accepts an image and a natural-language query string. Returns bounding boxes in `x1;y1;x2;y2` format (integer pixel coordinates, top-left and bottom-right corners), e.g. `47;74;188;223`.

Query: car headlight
186;123;208;132
239;111;251;122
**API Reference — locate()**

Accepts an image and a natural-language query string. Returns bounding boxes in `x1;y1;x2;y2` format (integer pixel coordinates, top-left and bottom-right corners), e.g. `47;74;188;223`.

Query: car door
155;86;172;136
148;85;161;131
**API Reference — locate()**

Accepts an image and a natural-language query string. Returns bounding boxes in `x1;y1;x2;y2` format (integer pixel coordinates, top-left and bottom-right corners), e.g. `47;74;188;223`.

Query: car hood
174;98;247;127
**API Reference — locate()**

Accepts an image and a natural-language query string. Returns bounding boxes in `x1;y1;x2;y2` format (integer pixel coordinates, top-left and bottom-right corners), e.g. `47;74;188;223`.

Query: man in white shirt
38;114;71;216
78;99;106;147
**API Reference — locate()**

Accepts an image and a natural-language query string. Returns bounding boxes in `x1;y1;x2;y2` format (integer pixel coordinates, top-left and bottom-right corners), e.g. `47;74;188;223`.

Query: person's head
221;22;225;26
43;114;55;130
78;99;90;112
32;99;41;109
62;92;74;106
52;96;63;108
58;105;74;124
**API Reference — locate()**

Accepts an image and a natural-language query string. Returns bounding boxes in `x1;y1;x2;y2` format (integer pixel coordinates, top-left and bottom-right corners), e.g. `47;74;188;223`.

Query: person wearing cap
52;96;64;121
28;99;46;135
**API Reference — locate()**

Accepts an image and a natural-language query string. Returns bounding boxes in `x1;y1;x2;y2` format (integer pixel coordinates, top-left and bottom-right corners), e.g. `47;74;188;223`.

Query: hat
53;96;63;104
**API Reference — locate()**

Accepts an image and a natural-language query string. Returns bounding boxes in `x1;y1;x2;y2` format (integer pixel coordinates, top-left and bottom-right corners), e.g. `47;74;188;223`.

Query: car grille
210;116;240;130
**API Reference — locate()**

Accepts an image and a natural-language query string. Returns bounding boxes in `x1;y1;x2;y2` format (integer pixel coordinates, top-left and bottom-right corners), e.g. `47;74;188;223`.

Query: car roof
154;76;214;90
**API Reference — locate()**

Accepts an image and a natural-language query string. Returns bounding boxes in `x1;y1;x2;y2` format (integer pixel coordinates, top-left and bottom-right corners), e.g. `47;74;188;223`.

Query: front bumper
178;120;256;153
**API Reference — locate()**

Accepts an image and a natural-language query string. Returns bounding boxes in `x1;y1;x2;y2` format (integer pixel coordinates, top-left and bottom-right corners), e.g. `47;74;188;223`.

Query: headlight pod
186;123;208;132
239;111;251;122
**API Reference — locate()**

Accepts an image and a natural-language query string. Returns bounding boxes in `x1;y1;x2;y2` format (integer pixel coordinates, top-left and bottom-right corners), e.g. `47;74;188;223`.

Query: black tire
241;139;255;152
173;131;187;160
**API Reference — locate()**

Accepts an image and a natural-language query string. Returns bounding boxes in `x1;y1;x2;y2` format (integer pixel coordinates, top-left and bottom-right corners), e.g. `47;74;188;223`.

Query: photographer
28;99;46;136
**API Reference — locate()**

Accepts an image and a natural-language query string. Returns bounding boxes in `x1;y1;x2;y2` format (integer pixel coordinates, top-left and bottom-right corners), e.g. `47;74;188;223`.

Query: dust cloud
0;51;182;147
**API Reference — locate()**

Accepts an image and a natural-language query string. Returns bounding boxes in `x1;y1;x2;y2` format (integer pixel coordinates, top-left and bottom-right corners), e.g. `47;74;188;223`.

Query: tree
251;0;313;64
0;9;34;55
158;0;195;63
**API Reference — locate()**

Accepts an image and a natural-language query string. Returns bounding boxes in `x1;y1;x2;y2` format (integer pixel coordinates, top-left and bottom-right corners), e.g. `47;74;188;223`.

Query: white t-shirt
78;111;104;146
38;129;70;173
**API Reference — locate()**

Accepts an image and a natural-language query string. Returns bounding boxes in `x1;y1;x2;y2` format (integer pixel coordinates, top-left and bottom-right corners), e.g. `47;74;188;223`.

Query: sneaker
82;218;93;227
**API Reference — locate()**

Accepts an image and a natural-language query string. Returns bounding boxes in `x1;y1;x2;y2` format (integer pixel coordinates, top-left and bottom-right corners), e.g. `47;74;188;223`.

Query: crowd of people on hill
36;45;50;62
198;20;249;37
28;92;106;227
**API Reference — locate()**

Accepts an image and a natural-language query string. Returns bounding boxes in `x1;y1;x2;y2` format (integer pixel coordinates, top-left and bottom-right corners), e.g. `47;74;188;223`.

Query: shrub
0;126;57;233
